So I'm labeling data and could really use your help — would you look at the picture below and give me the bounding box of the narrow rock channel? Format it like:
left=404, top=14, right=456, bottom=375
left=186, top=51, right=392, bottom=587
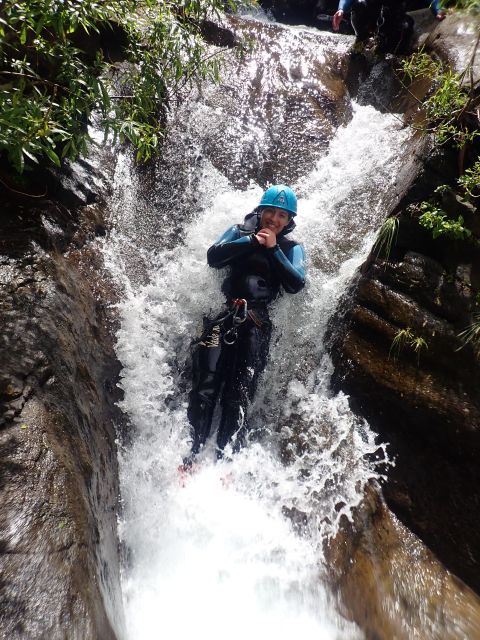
left=1, top=7, right=479, bottom=640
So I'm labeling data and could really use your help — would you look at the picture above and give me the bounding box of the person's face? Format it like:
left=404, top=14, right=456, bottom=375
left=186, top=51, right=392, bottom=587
left=260, top=207, right=290, bottom=236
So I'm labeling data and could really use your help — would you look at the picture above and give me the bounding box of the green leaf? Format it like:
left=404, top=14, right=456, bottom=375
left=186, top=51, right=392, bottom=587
left=14, top=146, right=25, bottom=173
left=35, top=15, right=47, bottom=35
left=22, top=147, right=39, bottom=163
left=0, top=0, right=243, bottom=174
left=44, top=146, right=61, bottom=167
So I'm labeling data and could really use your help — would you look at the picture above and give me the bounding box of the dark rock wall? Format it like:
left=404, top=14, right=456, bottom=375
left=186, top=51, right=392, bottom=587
left=328, top=484, right=480, bottom=640
left=0, top=183, right=124, bottom=638
left=330, top=144, right=480, bottom=592
left=330, top=15, right=480, bottom=595
left=0, top=9, right=477, bottom=637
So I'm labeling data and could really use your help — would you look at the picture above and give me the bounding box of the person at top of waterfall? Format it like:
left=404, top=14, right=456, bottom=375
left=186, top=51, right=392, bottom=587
left=332, top=0, right=446, bottom=52
left=185, top=185, right=305, bottom=464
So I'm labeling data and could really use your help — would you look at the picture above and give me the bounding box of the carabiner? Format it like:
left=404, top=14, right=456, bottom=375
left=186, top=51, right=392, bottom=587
left=223, top=298, right=248, bottom=344
left=377, top=9, right=385, bottom=29
left=231, top=298, right=248, bottom=324
left=223, top=327, right=238, bottom=345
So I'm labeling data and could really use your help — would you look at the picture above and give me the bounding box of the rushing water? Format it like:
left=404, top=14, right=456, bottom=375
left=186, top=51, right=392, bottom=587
left=103, top=14, right=413, bottom=640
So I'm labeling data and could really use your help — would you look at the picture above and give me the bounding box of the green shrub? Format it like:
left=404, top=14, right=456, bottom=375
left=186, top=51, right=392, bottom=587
left=390, top=327, right=428, bottom=363
left=0, top=0, right=241, bottom=173
left=457, top=313, right=480, bottom=354
left=458, top=158, right=480, bottom=200
left=417, top=201, right=472, bottom=240
left=400, top=51, right=479, bottom=148
left=451, top=0, right=480, bottom=12
left=401, top=51, right=439, bottom=84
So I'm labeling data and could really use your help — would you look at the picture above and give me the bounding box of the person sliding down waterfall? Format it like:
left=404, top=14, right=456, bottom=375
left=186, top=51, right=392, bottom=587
left=185, top=185, right=305, bottom=465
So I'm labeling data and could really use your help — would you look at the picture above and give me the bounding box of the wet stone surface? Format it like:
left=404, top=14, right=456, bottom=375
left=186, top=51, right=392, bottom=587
left=177, top=15, right=353, bottom=190
left=327, top=483, right=480, bottom=640
left=330, top=139, right=480, bottom=593
left=330, top=13, right=480, bottom=598
left=0, top=181, right=124, bottom=639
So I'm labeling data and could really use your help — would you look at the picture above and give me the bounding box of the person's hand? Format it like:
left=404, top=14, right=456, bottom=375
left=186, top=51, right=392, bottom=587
left=332, top=10, right=344, bottom=32
left=435, top=10, right=446, bottom=19
left=255, top=228, right=277, bottom=248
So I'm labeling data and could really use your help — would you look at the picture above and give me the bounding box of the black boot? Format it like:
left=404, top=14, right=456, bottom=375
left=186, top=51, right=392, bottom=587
left=216, top=401, right=247, bottom=458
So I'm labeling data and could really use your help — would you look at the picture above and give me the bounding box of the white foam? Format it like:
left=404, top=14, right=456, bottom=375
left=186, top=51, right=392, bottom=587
left=103, top=27, right=413, bottom=640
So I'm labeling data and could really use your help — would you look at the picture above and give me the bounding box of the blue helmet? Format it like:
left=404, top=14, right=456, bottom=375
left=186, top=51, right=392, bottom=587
left=258, top=184, right=297, bottom=217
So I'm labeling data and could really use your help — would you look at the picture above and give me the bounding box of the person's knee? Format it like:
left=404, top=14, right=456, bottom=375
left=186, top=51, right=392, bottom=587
left=187, top=387, right=217, bottom=427
left=351, top=0, right=368, bottom=14
left=190, top=370, right=219, bottom=399
left=376, top=10, right=413, bottom=53
left=351, top=0, right=380, bottom=37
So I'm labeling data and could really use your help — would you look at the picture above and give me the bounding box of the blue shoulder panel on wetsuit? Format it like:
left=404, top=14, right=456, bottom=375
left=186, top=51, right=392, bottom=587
left=269, top=243, right=306, bottom=294
left=215, top=225, right=245, bottom=245
left=214, top=225, right=238, bottom=244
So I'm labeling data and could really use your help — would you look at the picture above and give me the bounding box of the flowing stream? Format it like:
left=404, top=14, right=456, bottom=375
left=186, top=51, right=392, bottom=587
left=102, top=13, right=414, bottom=640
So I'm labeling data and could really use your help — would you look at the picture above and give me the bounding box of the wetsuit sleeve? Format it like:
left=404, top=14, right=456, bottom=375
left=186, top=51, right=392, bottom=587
left=338, top=0, right=353, bottom=12
left=207, top=225, right=258, bottom=268
left=267, top=243, right=306, bottom=294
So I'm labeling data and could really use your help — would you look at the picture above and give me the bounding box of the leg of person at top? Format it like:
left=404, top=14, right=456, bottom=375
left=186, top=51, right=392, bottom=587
left=187, top=319, right=226, bottom=458
left=216, top=312, right=272, bottom=456
left=350, top=0, right=379, bottom=40
left=375, top=0, right=412, bottom=54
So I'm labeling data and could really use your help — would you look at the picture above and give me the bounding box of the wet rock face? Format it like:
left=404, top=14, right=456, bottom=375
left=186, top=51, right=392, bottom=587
left=0, top=191, right=124, bottom=638
left=258, top=0, right=334, bottom=26
left=182, top=15, right=353, bottom=190
left=421, top=13, right=480, bottom=85
left=330, top=14, right=480, bottom=595
left=328, top=484, right=480, bottom=640
left=330, top=153, right=480, bottom=592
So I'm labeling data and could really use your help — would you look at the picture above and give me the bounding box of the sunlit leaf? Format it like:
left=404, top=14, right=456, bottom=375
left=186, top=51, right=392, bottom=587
left=0, top=0, right=246, bottom=172
left=44, top=146, right=61, bottom=166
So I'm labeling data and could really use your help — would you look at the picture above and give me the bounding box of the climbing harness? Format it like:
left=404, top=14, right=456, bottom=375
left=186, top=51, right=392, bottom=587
left=247, top=309, right=264, bottom=329
left=194, top=298, right=249, bottom=347
left=223, top=298, right=248, bottom=345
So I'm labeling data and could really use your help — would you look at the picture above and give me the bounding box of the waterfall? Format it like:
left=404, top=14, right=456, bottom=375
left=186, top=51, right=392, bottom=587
left=102, top=14, right=413, bottom=640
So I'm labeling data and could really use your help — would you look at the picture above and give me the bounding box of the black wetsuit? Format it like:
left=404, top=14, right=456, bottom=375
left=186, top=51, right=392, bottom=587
left=187, top=211, right=306, bottom=458
left=346, top=0, right=414, bottom=52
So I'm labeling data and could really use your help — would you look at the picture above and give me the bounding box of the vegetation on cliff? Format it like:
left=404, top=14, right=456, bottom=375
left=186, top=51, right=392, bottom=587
left=401, top=49, right=479, bottom=150
left=0, top=0, right=239, bottom=176
left=390, top=38, right=480, bottom=242
left=451, top=0, right=480, bottom=11
left=370, top=24, right=480, bottom=355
